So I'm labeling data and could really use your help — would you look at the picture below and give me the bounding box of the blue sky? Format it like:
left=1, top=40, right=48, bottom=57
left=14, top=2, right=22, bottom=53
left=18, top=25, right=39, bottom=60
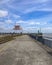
left=0, top=0, right=52, bottom=33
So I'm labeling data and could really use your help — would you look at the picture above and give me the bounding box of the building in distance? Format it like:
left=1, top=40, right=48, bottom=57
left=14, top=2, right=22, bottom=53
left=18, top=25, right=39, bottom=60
left=13, top=25, right=22, bottom=30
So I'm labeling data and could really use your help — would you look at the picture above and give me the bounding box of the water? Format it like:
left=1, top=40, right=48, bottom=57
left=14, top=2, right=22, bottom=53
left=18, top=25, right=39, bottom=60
left=43, top=33, right=52, bottom=39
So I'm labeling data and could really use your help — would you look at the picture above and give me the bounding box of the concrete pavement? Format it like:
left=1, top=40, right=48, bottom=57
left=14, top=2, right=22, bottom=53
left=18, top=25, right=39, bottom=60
left=0, top=35, right=52, bottom=65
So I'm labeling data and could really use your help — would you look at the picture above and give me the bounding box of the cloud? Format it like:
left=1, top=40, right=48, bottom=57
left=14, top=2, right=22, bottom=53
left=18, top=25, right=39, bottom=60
left=16, top=20, right=24, bottom=24
left=29, top=21, right=40, bottom=25
left=0, top=22, right=5, bottom=30
left=0, top=10, right=8, bottom=17
left=23, top=7, right=52, bottom=14
left=5, top=0, right=52, bottom=14
left=16, top=20, right=28, bottom=24
left=16, top=19, right=48, bottom=26
left=16, top=20, right=41, bottom=25
left=26, top=14, right=52, bottom=26
left=0, top=22, right=4, bottom=25
left=5, top=19, right=13, bottom=24
left=24, top=26, right=52, bottom=33
left=0, top=0, right=10, bottom=4
left=0, top=0, right=52, bottom=33
left=23, top=26, right=39, bottom=33
left=13, top=14, right=20, bottom=18
left=25, top=27, right=38, bottom=30
left=41, top=27, right=52, bottom=33
left=0, top=19, right=14, bottom=30
left=26, top=19, right=47, bottom=26
left=43, top=27, right=52, bottom=30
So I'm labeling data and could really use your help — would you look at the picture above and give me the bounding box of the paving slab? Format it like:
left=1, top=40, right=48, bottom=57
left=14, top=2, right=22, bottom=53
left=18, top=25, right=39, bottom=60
left=0, top=35, right=52, bottom=65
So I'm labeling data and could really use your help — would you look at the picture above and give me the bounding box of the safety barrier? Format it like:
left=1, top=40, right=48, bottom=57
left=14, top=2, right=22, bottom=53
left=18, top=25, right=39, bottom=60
left=29, top=34, right=52, bottom=48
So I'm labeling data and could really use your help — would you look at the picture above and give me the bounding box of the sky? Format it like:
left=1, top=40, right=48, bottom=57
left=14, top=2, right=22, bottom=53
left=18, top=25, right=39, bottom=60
left=0, top=0, right=52, bottom=33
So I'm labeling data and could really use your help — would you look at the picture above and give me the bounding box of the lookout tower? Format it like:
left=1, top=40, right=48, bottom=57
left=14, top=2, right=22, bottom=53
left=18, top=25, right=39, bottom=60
left=13, top=25, right=22, bottom=30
